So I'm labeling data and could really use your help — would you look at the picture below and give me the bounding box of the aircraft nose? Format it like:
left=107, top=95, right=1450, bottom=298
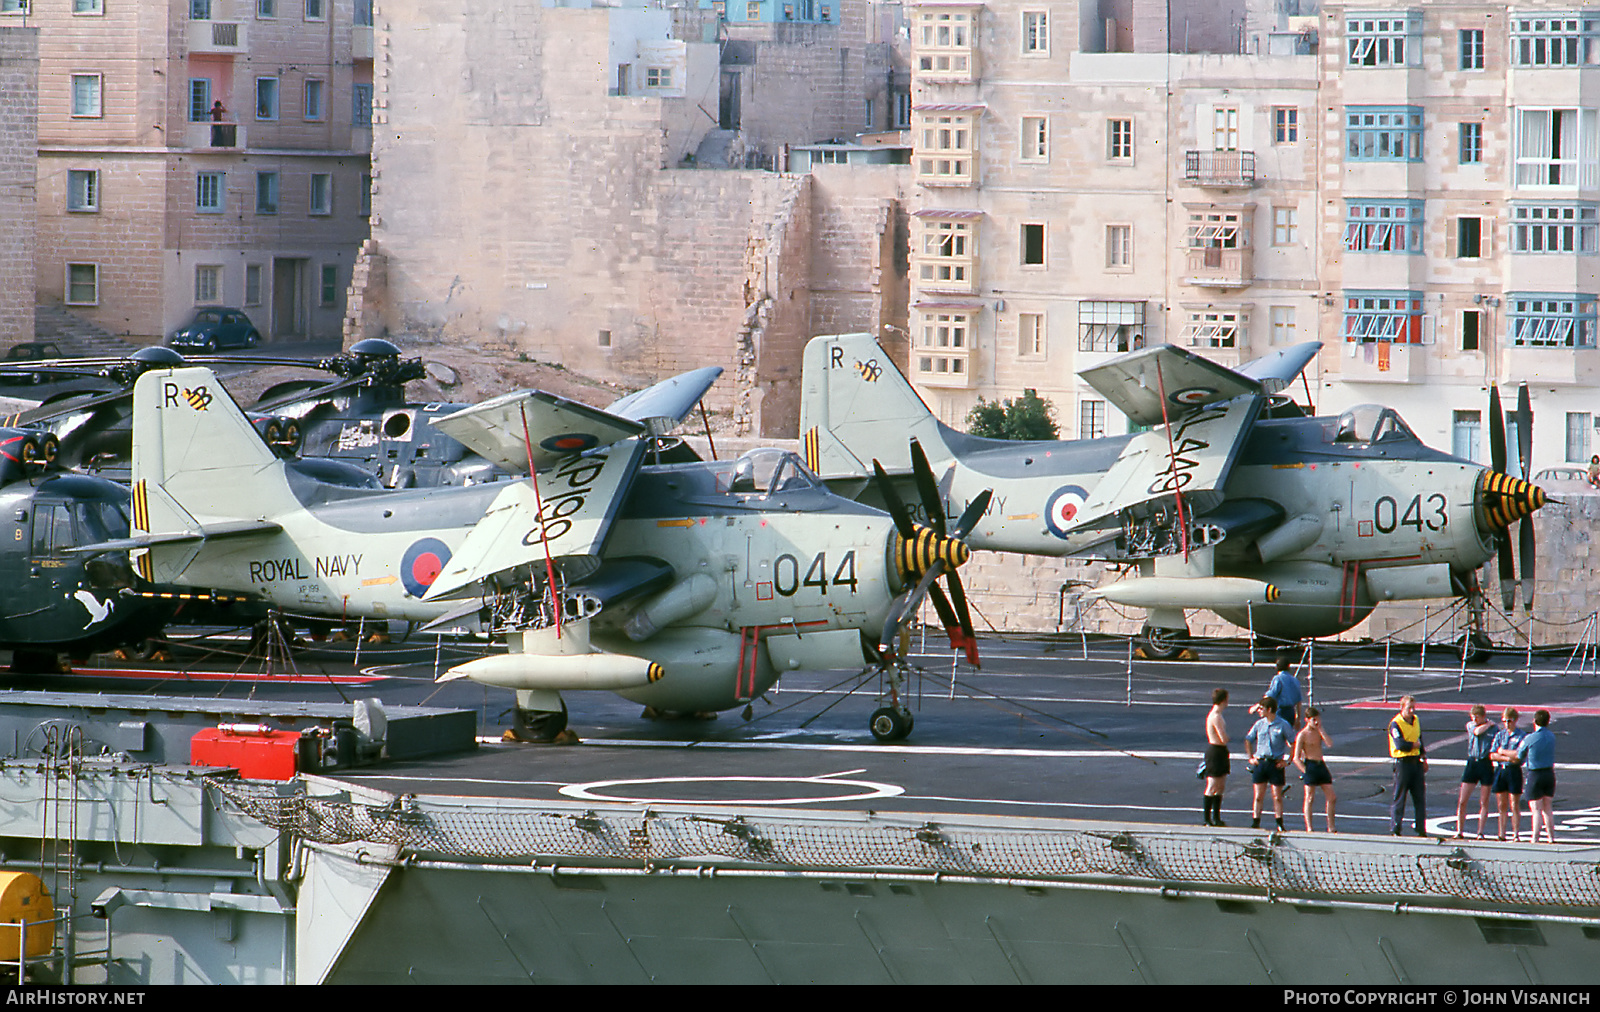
left=1477, top=470, right=1549, bottom=529
left=893, top=526, right=971, bottom=582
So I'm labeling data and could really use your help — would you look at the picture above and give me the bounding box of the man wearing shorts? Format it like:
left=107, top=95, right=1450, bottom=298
left=1489, top=708, right=1528, bottom=841
left=1455, top=704, right=1497, bottom=839
left=1203, top=688, right=1230, bottom=827
left=1246, top=697, right=1293, bottom=831
left=1518, top=710, right=1557, bottom=844
left=1292, top=706, right=1336, bottom=832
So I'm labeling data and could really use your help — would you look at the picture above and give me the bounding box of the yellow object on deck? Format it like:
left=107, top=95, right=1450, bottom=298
left=0, top=872, right=54, bottom=961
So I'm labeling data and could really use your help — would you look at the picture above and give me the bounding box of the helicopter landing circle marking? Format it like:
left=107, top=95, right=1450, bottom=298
left=558, top=769, right=904, bottom=806
left=400, top=537, right=451, bottom=598
left=1044, top=485, right=1089, bottom=539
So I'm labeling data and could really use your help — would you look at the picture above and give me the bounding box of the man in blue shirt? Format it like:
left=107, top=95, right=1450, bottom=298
left=1251, top=657, right=1304, bottom=729
left=1489, top=707, right=1528, bottom=841
left=1246, top=696, right=1293, bottom=831
left=1518, top=709, right=1557, bottom=844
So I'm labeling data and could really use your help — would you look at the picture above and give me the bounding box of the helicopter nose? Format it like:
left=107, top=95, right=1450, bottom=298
left=893, top=526, right=971, bottom=582
left=1477, top=470, right=1549, bottom=529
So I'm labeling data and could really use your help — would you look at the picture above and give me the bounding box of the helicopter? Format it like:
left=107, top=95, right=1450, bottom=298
left=95, top=360, right=985, bottom=741
left=798, top=333, right=1548, bottom=658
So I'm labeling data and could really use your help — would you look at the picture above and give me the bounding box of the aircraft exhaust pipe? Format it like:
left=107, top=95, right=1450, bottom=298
left=1087, top=576, right=1280, bottom=610
left=623, top=573, right=718, bottom=642
left=439, top=651, right=665, bottom=691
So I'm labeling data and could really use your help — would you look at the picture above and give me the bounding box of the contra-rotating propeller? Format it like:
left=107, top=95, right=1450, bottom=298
left=871, top=439, right=991, bottom=666
left=1484, top=383, right=1546, bottom=611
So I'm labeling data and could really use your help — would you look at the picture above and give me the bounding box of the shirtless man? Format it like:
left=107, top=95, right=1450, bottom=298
left=1203, top=688, right=1230, bottom=827
left=1292, top=707, right=1337, bottom=832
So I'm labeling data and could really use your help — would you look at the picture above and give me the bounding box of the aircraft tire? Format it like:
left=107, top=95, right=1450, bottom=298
left=1138, top=624, right=1188, bottom=660
left=1456, top=631, right=1492, bottom=665
left=869, top=706, right=912, bottom=742
left=513, top=702, right=570, bottom=743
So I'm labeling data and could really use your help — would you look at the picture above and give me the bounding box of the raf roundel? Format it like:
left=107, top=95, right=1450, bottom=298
left=400, top=538, right=452, bottom=598
left=1170, top=386, right=1216, bottom=407
left=539, top=432, right=599, bottom=455
left=1044, top=485, right=1090, bottom=539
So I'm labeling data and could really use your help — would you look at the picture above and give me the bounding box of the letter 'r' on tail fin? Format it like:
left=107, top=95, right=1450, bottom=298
left=799, top=333, right=953, bottom=478
left=131, top=366, right=293, bottom=530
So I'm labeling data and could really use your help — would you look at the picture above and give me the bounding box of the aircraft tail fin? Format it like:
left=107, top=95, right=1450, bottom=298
left=131, top=366, right=295, bottom=580
left=799, top=333, right=953, bottom=477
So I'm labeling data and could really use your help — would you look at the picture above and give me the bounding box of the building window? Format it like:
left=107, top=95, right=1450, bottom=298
left=645, top=67, right=673, bottom=88
left=1022, top=11, right=1047, bottom=54
left=915, top=310, right=972, bottom=381
left=309, top=173, right=331, bottom=215
left=257, top=0, right=275, bottom=17
left=304, top=80, right=324, bottom=121
left=245, top=264, right=263, bottom=306
left=1454, top=411, right=1482, bottom=462
left=1344, top=291, right=1425, bottom=343
left=1080, top=399, right=1106, bottom=440
left=196, top=171, right=224, bottom=212
left=1107, top=118, right=1133, bottom=161
left=782, top=4, right=793, bottom=20
left=256, top=77, right=279, bottom=121
left=1344, top=199, right=1424, bottom=253
left=320, top=265, right=338, bottom=307
left=73, top=0, right=103, bottom=15
left=1105, top=224, right=1132, bottom=269
left=1507, top=294, right=1598, bottom=348
left=745, top=1, right=759, bottom=19
left=1018, top=312, right=1044, bottom=358
left=1078, top=301, right=1144, bottom=353
left=66, top=170, right=98, bottom=212
left=1461, top=309, right=1484, bottom=352
left=915, top=9, right=974, bottom=77
left=894, top=92, right=911, bottom=129
left=1270, top=306, right=1296, bottom=345
left=352, top=84, right=373, bottom=128
left=1272, top=206, right=1299, bottom=246
left=1454, top=217, right=1485, bottom=259
left=65, top=264, right=98, bottom=306
left=1187, top=209, right=1245, bottom=255
left=70, top=74, right=102, bottom=118
left=304, top=0, right=323, bottom=20
left=915, top=111, right=976, bottom=185
left=1185, top=308, right=1245, bottom=349
left=195, top=265, right=221, bottom=304
left=1346, top=13, right=1419, bottom=67
left=1514, top=108, right=1599, bottom=188
left=256, top=171, right=278, bottom=214
left=1212, top=107, right=1239, bottom=151
left=1020, top=116, right=1047, bottom=162
left=360, top=173, right=372, bottom=217
left=0, top=0, right=31, bottom=13
left=1347, top=106, right=1423, bottom=161
left=819, top=5, right=829, bottom=22
left=1511, top=203, right=1599, bottom=253
left=914, top=217, right=975, bottom=289
left=1566, top=413, right=1594, bottom=463
left=189, top=0, right=210, bottom=18
left=188, top=79, right=213, bottom=123
left=1511, top=15, right=1599, bottom=68
left=354, top=0, right=372, bottom=26
left=1460, top=28, right=1485, bottom=70
left=1021, top=223, right=1045, bottom=266
left=1273, top=107, right=1298, bottom=144
left=1459, top=122, right=1482, bottom=164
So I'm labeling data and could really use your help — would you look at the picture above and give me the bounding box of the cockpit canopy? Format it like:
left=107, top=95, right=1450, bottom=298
left=717, top=448, right=820, bottom=497
left=1333, top=404, right=1418, bottom=446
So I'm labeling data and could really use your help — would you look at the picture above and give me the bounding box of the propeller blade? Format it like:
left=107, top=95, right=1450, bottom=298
left=1488, top=386, right=1507, bottom=476
left=909, top=439, right=946, bottom=535
left=1496, top=529, right=1516, bottom=612
left=871, top=460, right=919, bottom=541
left=878, top=561, right=945, bottom=656
left=1516, top=384, right=1533, bottom=479
left=1519, top=517, right=1537, bottom=610
left=942, top=571, right=981, bottom=667
left=952, top=489, right=992, bottom=540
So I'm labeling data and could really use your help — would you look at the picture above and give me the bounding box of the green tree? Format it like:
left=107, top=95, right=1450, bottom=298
left=964, top=388, right=1059, bottom=440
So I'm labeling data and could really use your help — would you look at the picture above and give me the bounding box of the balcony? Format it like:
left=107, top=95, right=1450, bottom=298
left=187, top=19, right=248, bottom=55
left=184, top=121, right=245, bottom=150
left=1501, top=346, right=1600, bottom=387
left=1183, top=150, right=1256, bottom=188
left=1183, top=246, right=1253, bottom=288
left=1342, top=341, right=1429, bottom=383
left=352, top=25, right=373, bottom=60
left=912, top=346, right=973, bottom=388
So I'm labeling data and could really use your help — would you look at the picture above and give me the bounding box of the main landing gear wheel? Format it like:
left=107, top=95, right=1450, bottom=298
left=510, top=702, right=569, bottom=743
left=1138, top=624, right=1188, bottom=660
left=1456, top=631, right=1492, bottom=665
left=869, top=707, right=914, bottom=742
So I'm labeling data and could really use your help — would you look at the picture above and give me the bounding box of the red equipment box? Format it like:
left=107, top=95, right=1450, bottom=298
left=191, top=725, right=303, bottom=780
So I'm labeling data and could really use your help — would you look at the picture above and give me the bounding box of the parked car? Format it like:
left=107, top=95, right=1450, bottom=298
left=0, top=341, right=70, bottom=385
left=168, top=309, right=262, bottom=352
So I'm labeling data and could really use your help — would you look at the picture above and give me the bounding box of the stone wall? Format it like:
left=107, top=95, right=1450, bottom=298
left=0, top=28, right=37, bottom=350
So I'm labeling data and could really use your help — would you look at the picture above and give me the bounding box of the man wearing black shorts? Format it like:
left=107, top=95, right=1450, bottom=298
left=1246, top=697, right=1292, bottom=831
left=1203, top=688, right=1230, bottom=827
left=1455, top=704, right=1496, bottom=839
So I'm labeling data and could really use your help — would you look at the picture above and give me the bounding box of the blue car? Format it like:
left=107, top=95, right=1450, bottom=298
left=169, top=308, right=262, bottom=352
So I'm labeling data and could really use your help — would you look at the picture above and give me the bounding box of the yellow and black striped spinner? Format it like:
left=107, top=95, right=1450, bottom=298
left=647, top=662, right=665, bottom=684
left=1264, top=584, right=1281, bottom=603
left=893, top=526, right=970, bottom=583
left=1477, top=471, right=1547, bottom=530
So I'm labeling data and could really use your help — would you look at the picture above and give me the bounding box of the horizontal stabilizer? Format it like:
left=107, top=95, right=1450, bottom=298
left=1080, top=344, right=1262, bottom=427
left=431, top=389, right=646, bottom=474
left=425, top=438, right=646, bottom=601
left=604, top=367, right=723, bottom=436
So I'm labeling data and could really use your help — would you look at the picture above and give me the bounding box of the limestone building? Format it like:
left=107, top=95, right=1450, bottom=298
left=0, top=27, right=38, bottom=349
left=11, top=0, right=372, bottom=343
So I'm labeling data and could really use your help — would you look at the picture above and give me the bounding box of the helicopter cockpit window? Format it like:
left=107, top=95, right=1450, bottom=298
left=31, top=504, right=74, bottom=556
left=1333, top=404, right=1417, bottom=445
left=74, top=500, right=129, bottom=543
left=717, top=449, right=819, bottom=497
